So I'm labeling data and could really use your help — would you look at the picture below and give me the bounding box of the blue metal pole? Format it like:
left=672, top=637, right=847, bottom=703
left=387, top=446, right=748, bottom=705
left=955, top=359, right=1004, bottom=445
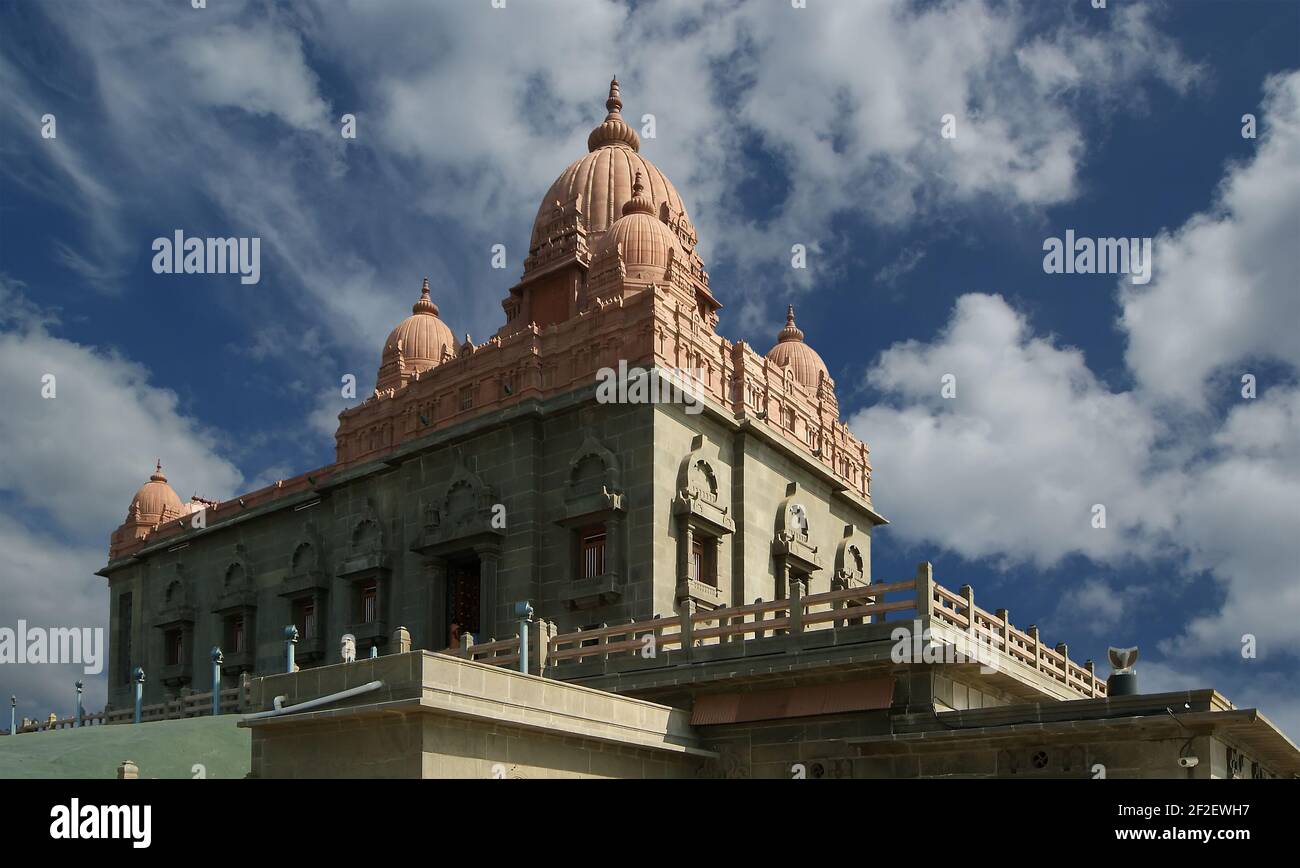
left=514, top=601, right=534, bottom=674
left=284, top=625, right=298, bottom=673
left=211, top=647, right=223, bottom=716
left=75, top=681, right=83, bottom=727
left=132, top=667, right=145, bottom=724
left=9, top=695, right=14, bottom=735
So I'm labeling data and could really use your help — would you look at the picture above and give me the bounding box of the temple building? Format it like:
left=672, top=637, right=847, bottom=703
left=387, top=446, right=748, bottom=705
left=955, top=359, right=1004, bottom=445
left=95, top=80, right=1299, bottom=779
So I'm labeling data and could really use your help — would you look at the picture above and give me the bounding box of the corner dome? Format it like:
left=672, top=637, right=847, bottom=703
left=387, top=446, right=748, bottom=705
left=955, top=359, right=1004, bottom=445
left=766, top=306, right=831, bottom=389
left=128, top=461, right=186, bottom=522
left=530, top=78, right=694, bottom=256
left=378, top=278, right=456, bottom=391
left=593, top=171, right=682, bottom=278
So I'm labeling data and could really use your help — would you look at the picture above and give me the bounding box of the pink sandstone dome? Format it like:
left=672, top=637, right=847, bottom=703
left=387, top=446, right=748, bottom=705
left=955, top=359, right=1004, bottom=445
left=766, top=306, right=831, bottom=389
left=378, top=278, right=456, bottom=391
left=127, top=461, right=186, bottom=522
left=530, top=77, right=695, bottom=255
left=592, top=171, right=683, bottom=279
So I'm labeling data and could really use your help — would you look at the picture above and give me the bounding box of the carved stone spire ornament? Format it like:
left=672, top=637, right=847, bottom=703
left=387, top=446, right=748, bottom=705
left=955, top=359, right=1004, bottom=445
left=587, top=76, right=641, bottom=152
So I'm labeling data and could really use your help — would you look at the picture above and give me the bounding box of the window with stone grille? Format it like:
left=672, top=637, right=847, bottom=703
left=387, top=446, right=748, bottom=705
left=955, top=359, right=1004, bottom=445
left=578, top=524, right=606, bottom=579
left=459, top=385, right=475, bottom=411
left=360, top=580, right=378, bottom=623
left=691, top=537, right=718, bottom=587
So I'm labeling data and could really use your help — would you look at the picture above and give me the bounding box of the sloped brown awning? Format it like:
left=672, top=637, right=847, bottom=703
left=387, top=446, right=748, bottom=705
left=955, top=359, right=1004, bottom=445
left=691, top=678, right=894, bottom=725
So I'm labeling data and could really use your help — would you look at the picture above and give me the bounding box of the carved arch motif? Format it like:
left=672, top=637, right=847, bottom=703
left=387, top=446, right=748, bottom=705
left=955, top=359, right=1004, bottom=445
left=775, top=484, right=811, bottom=542
left=346, top=500, right=389, bottom=557
left=565, top=434, right=621, bottom=499
left=223, top=543, right=253, bottom=589
left=423, top=452, right=496, bottom=531
left=834, top=524, right=866, bottom=587
left=289, top=521, right=324, bottom=576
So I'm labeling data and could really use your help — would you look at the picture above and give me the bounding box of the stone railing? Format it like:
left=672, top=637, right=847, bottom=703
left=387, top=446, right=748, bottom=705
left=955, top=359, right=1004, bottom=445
left=417, top=567, right=1107, bottom=701
left=10, top=679, right=253, bottom=733
left=542, top=564, right=1108, bottom=699
left=927, top=580, right=1104, bottom=697
left=11, top=567, right=1103, bottom=737
left=447, top=632, right=523, bottom=670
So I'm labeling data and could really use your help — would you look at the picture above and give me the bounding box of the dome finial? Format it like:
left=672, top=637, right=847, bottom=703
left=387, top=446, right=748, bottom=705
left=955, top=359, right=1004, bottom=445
left=621, top=169, right=656, bottom=217
left=607, top=76, right=623, bottom=115
left=778, top=305, right=804, bottom=343
left=413, top=277, right=440, bottom=317
left=588, top=76, right=640, bottom=152
left=151, top=460, right=166, bottom=483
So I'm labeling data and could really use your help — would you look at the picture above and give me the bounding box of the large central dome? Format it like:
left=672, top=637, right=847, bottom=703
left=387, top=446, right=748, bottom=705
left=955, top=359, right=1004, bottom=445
left=529, top=78, right=694, bottom=254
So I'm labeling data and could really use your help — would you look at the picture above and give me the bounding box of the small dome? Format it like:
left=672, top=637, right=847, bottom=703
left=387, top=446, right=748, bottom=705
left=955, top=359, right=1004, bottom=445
left=378, top=278, right=456, bottom=391
left=594, top=171, right=682, bottom=278
left=530, top=78, right=694, bottom=255
left=128, top=461, right=186, bottom=522
left=766, top=306, right=831, bottom=389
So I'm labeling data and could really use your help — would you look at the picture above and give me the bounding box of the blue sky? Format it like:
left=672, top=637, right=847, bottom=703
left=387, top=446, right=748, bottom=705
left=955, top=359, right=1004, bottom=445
left=1, top=0, right=1297, bottom=734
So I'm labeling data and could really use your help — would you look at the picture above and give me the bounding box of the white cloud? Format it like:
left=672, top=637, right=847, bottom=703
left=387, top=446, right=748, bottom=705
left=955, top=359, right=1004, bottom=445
left=180, top=24, right=330, bottom=131
left=2, top=0, right=1204, bottom=383
left=854, top=292, right=1178, bottom=568
left=0, top=515, right=109, bottom=726
left=1051, top=578, right=1152, bottom=638
left=1162, top=387, right=1300, bottom=659
left=848, top=73, right=1300, bottom=708
left=1120, top=71, right=1300, bottom=408
left=851, top=292, right=1299, bottom=662
left=710, top=0, right=1201, bottom=292
left=0, top=279, right=244, bottom=535
left=0, top=278, right=243, bottom=720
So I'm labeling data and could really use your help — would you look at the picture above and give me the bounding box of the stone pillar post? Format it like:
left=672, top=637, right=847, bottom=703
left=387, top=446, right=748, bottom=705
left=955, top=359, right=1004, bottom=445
left=960, top=585, right=975, bottom=638
left=774, top=560, right=790, bottom=636
left=788, top=575, right=804, bottom=635
left=680, top=522, right=694, bottom=584
left=529, top=619, right=554, bottom=676
left=424, top=558, right=447, bottom=649
left=607, top=511, right=624, bottom=580
left=476, top=548, right=500, bottom=646
left=914, top=562, right=935, bottom=620
left=679, top=599, right=697, bottom=660
left=392, top=626, right=411, bottom=655
left=996, top=608, right=1011, bottom=655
